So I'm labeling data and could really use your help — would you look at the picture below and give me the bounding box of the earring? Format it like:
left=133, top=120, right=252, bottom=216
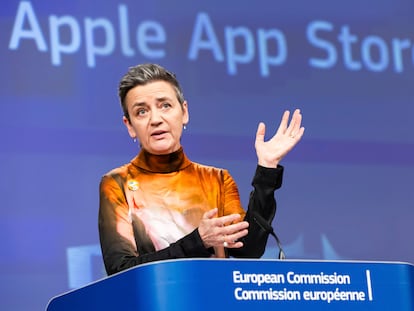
left=133, top=138, right=137, bottom=143
left=183, top=124, right=187, bottom=130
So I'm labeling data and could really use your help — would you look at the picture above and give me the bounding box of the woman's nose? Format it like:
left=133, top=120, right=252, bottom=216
left=150, top=109, right=163, bottom=124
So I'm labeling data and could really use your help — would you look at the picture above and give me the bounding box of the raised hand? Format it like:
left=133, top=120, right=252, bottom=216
left=255, top=109, right=304, bottom=168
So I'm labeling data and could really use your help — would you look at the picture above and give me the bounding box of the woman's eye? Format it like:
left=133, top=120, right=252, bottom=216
left=137, top=108, right=147, bottom=116
left=162, top=102, right=171, bottom=109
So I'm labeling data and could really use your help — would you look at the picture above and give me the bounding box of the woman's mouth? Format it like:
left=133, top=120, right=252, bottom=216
left=151, top=130, right=167, bottom=139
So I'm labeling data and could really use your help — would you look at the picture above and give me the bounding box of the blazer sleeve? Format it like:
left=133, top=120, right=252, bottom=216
left=229, top=165, right=283, bottom=258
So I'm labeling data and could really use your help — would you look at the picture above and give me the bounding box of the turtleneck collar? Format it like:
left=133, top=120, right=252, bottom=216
left=131, top=147, right=192, bottom=173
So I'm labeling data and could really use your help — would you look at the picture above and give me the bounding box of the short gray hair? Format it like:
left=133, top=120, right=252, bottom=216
left=118, top=63, right=185, bottom=121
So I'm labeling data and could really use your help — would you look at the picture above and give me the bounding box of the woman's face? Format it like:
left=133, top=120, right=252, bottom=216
left=123, top=80, right=189, bottom=155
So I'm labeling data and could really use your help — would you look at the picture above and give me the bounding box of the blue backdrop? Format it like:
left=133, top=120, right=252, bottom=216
left=1, top=1, right=414, bottom=310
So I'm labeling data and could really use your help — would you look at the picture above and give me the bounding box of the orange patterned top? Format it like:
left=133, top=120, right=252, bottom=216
left=99, top=147, right=283, bottom=275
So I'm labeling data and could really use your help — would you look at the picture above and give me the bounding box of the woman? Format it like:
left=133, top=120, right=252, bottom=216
left=99, top=63, right=304, bottom=275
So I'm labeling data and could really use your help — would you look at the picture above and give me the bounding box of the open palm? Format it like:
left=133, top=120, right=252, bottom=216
left=255, top=109, right=305, bottom=168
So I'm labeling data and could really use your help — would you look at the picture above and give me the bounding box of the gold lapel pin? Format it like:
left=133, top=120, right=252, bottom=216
left=127, top=180, right=139, bottom=191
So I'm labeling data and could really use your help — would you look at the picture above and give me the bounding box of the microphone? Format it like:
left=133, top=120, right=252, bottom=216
left=252, top=211, right=286, bottom=260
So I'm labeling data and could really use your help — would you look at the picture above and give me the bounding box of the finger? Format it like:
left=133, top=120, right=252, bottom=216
left=217, top=213, right=242, bottom=226
left=221, top=220, right=249, bottom=234
left=286, top=109, right=304, bottom=139
left=224, top=241, right=244, bottom=248
left=223, top=229, right=249, bottom=248
left=290, top=110, right=305, bottom=139
left=227, top=228, right=249, bottom=241
left=291, top=109, right=302, bottom=131
left=286, top=109, right=300, bottom=133
left=203, top=208, right=218, bottom=220
left=276, top=110, right=290, bottom=135
left=297, top=126, right=305, bottom=139
left=255, top=122, right=265, bottom=145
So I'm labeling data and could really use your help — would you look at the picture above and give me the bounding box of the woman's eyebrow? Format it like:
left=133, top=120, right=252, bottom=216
left=155, top=96, right=172, bottom=102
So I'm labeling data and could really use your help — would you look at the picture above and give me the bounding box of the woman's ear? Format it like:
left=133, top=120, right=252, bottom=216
left=182, top=101, right=189, bottom=125
left=123, top=116, right=136, bottom=139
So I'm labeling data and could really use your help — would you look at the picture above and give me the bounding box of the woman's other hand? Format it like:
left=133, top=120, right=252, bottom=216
left=198, top=208, right=249, bottom=249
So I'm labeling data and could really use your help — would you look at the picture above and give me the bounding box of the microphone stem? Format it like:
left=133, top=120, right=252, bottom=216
left=270, top=231, right=285, bottom=260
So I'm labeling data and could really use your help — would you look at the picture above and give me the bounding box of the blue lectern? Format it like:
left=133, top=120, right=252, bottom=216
left=47, top=259, right=414, bottom=310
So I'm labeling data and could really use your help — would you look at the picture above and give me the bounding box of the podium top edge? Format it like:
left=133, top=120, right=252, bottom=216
left=115, top=257, right=414, bottom=275
left=134, top=257, right=414, bottom=266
